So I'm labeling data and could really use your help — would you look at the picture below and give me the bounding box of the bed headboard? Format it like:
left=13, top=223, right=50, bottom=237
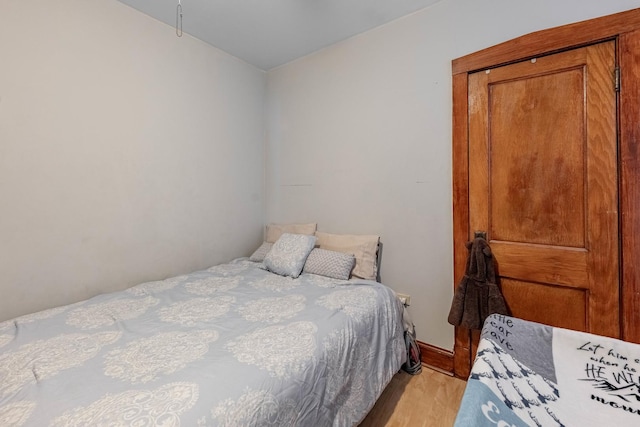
left=376, top=242, right=383, bottom=283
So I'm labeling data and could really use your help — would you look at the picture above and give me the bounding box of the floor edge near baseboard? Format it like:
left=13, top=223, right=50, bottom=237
left=417, top=340, right=455, bottom=376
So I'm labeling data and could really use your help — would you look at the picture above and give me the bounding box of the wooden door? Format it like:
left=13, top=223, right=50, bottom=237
left=468, top=41, right=619, bottom=337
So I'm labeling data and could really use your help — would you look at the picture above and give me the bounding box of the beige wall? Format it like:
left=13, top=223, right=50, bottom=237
left=265, top=0, right=640, bottom=350
left=0, top=0, right=266, bottom=321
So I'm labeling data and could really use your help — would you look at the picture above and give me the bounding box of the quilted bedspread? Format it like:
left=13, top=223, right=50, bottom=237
left=454, top=314, right=640, bottom=427
left=0, top=258, right=405, bottom=426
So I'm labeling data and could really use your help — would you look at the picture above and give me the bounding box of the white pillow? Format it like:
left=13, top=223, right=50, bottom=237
left=314, top=232, right=380, bottom=280
left=262, top=233, right=317, bottom=278
left=249, top=242, right=273, bottom=262
left=303, top=248, right=356, bottom=280
left=265, top=223, right=317, bottom=243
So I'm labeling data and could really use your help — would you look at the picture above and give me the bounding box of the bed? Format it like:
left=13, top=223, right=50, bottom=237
left=454, top=314, right=640, bottom=427
left=0, top=240, right=405, bottom=426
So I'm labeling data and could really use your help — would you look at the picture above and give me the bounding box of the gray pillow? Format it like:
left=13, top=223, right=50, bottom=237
left=262, top=233, right=317, bottom=278
left=249, top=242, right=273, bottom=262
left=303, top=248, right=356, bottom=280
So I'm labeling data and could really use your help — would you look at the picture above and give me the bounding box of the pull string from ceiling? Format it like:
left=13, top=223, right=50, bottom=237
left=176, top=0, right=183, bottom=37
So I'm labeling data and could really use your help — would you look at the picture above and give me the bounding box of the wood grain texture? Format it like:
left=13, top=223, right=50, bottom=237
left=468, top=71, right=490, bottom=237
left=584, top=41, right=619, bottom=337
left=468, top=42, right=618, bottom=338
left=452, top=7, right=640, bottom=75
left=491, top=241, right=588, bottom=287
left=491, top=241, right=589, bottom=287
left=452, top=73, right=470, bottom=288
left=418, top=340, right=454, bottom=375
left=452, top=9, right=640, bottom=377
left=452, top=327, right=471, bottom=380
left=619, top=30, right=640, bottom=344
left=359, top=369, right=467, bottom=427
left=500, top=278, right=587, bottom=331
left=489, top=68, right=585, bottom=247
left=451, top=72, right=473, bottom=379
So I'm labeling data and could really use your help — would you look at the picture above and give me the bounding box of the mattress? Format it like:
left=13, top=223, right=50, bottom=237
left=0, top=258, right=405, bottom=426
left=454, top=314, right=640, bottom=427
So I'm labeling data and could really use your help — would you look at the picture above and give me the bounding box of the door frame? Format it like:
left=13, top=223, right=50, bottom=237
left=452, top=7, right=640, bottom=379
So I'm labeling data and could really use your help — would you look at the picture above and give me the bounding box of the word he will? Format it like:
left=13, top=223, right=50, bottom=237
left=579, top=341, right=639, bottom=384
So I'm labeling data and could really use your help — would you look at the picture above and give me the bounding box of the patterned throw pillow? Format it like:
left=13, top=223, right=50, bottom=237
left=262, top=233, right=317, bottom=278
left=249, top=242, right=273, bottom=262
left=303, top=249, right=356, bottom=280
left=314, top=232, right=380, bottom=280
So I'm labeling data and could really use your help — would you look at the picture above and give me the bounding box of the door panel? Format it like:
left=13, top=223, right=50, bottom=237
left=490, top=69, right=585, bottom=247
left=490, top=241, right=587, bottom=287
left=468, top=41, right=619, bottom=338
left=501, top=279, right=587, bottom=331
left=500, top=278, right=587, bottom=331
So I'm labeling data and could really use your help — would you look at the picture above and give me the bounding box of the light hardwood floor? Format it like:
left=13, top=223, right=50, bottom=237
left=360, top=367, right=467, bottom=427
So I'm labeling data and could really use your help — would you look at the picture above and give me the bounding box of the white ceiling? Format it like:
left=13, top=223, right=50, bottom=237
left=117, top=0, right=443, bottom=70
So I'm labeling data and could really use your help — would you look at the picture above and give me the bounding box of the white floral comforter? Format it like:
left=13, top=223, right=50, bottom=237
left=0, top=258, right=405, bottom=426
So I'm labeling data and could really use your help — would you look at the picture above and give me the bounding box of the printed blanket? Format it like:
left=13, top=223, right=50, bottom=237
left=454, top=314, right=640, bottom=427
